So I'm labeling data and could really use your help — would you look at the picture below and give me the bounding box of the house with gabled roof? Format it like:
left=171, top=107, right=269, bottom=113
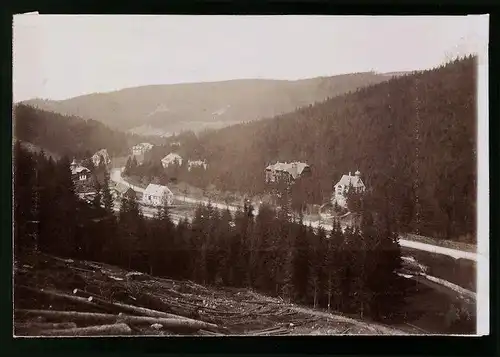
left=143, top=183, right=174, bottom=207
left=70, top=159, right=91, bottom=182
left=161, top=153, right=183, bottom=168
left=265, top=161, right=311, bottom=184
left=113, top=182, right=137, bottom=201
left=70, top=159, right=97, bottom=199
left=332, top=170, right=366, bottom=209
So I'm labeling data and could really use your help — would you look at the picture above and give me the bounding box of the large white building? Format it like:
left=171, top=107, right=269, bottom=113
left=332, top=170, right=366, bottom=209
left=161, top=153, right=183, bottom=168
left=265, top=161, right=311, bottom=183
left=132, top=142, right=154, bottom=156
left=142, top=184, right=174, bottom=207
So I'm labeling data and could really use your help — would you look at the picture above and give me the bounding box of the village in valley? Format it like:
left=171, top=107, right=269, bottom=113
left=69, top=141, right=368, bottom=231
left=12, top=15, right=485, bottom=338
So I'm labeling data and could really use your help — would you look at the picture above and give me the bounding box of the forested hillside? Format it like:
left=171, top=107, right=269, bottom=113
left=13, top=104, right=157, bottom=158
left=13, top=142, right=403, bottom=322
left=158, top=56, right=476, bottom=242
left=13, top=142, right=474, bottom=334
left=21, top=73, right=394, bottom=135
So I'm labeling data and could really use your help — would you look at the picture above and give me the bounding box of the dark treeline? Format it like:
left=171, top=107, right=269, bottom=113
left=137, top=56, right=476, bottom=243
left=13, top=104, right=160, bottom=159
left=14, top=143, right=406, bottom=321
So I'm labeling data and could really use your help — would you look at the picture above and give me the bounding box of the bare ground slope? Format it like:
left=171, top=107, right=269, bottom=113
left=14, top=253, right=410, bottom=336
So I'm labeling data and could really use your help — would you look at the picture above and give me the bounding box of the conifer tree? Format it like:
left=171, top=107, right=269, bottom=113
left=254, top=204, right=276, bottom=292
left=148, top=192, right=176, bottom=276
left=369, top=210, right=405, bottom=320
left=292, top=219, right=310, bottom=303
left=280, top=248, right=294, bottom=303
left=37, top=156, right=58, bottom=254
left=215, top=209, right=233, bottom=285
left=13, top=143, right=37, bottom=256
left=53, top=156, right=78, bottom=258
left=190, top=204, right=208, bottom=283
left=173, top=217, right=191, bottom=280
left=102, top=168, right=114, bottom=214
left=307, top=225, right=322, bottom=308
left=340, top=225, right=362, bottom=316
left=124, top=156, right=132, bottom=176
left=229, top=207, right=248, bottom=287
left=118, top=192, right=144, bottom=269
left=325, top=220, right=344, bottom=312
left=92, top=179, right=102, bottom=209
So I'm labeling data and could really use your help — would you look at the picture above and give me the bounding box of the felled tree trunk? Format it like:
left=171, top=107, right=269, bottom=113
left=16, top=309, right=225, bottom=333
left=72, top=288, right=173, bottom=318
left=15, top=322, right=78, bottom=335
left=40, top=323, right=132, bottom=336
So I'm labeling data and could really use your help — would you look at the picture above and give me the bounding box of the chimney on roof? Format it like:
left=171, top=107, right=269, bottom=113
left=355, top=170, right=361, bottom=177
left=349, top=171, right=351, bottom=176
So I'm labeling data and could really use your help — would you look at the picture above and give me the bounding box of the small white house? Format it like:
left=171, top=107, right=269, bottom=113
left=161, top=153, right=183, bottom=168
left=70, top=159, right=91, bottom=181
left=143, top=184, right=174, bottom=207
left=332, top=170, right=366, bottom=209
left=187, top=159, right=208, bottom=171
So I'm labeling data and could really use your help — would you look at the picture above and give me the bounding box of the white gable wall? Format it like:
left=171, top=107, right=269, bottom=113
left=332, top=173, right=366, bottom=209
left=143, top=184, right=174, bottom=206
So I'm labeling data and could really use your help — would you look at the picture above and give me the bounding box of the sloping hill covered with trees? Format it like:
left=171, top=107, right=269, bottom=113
left=21, top=73, right=395, bottom=135
left=13, top=104, right=158, bottom=159
left=13, top=144, right=475, bottom=335
left=163, top=56, right=476, bottom=242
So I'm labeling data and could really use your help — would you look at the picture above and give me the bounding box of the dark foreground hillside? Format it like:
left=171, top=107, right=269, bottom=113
left=14, top=253, right=409, bottom=336
left=166, top=56, right=476, bottom=243
left=14, top=252, right=475, bottom=336
left=13, top=104, right=158, bottom=159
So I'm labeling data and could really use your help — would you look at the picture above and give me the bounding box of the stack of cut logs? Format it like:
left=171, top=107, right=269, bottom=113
left=14, top=286, right=227, bottom=336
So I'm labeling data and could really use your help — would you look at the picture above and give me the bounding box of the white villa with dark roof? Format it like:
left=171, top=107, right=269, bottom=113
left=265, top=161, right=311, bottom=183
left=143, top=183, right=174, bottom=207
left=332, top=170, right=366, bottom=209
left=161, top=153, right=183, bottom=168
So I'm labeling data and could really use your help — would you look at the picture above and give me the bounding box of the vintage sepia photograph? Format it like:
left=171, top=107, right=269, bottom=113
left=12, top=14, right=489, bottom=337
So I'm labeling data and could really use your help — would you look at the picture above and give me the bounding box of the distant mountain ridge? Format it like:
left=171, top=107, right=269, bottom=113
left=21, top=73, right=399, bottom=136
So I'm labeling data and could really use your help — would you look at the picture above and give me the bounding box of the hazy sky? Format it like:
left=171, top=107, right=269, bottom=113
left=13, top=15, right=488, bottom=102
